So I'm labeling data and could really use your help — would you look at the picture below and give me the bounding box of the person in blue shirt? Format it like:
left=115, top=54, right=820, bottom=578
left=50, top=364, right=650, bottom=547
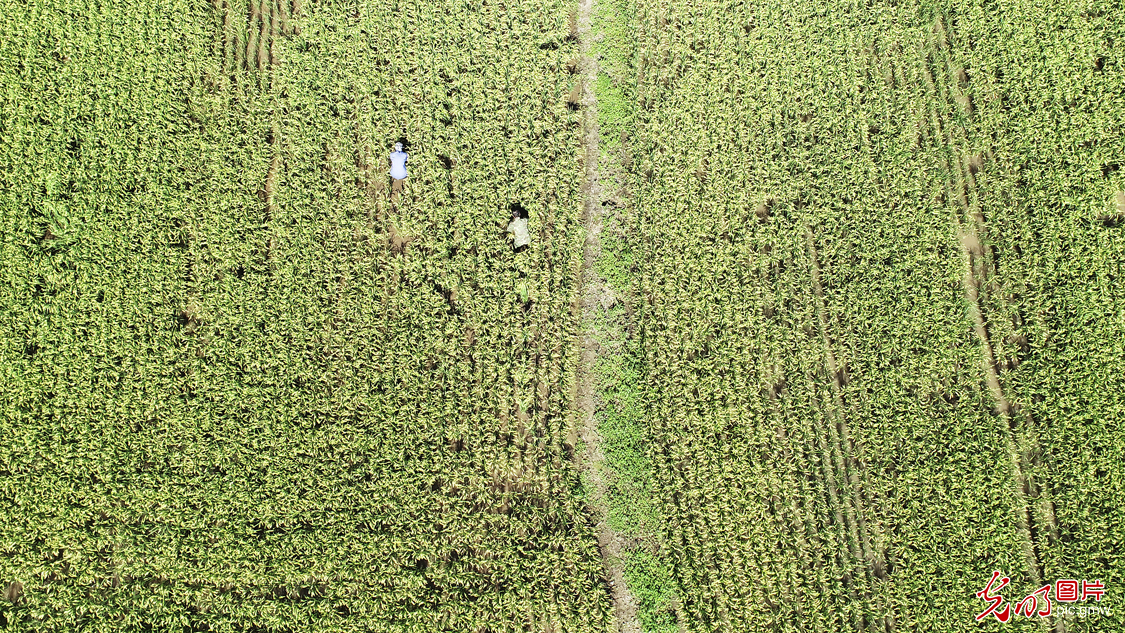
left=389, top=143, right=408, bottom=179
left=390, top=143, right=408, bottom=202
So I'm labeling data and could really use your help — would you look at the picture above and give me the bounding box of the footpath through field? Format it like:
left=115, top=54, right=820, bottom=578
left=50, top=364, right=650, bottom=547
left=572, top=0, right=646, bottom=631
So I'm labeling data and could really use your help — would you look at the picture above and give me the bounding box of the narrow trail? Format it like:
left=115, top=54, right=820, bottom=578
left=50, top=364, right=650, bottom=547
left=572, top=0, right=643, bottom=632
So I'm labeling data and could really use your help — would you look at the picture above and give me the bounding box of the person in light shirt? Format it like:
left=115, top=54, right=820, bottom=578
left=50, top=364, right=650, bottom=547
left=389, top=143, right=408, bottom=200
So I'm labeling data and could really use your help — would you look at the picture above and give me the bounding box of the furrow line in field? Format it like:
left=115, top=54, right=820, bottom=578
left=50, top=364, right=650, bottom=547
left=218, top=0, right=234, bottom=78
left=937, top=24, right=1059, bottom=586
left=777, top=392, right=854, bottom=633
left=807, top=32, right=903, bottom=606
left=245, top=0, right=260, bottom=73
left=922, top=13, right=1063, bottom=626
left=771, top=310, right=864, bottom=632
left=571, top=0, right=642, bottom=630
left=747, top=249, right=827, bottom=631
left=937, top=80, right=1064, bottom=599
left=953, top=215, right=1049, bottom=589
left=215, top=0, right=295, bottom=81
left=803, top=229, right=891, bottom=613
left=795, top=234, right=885, bottom=632
left=766, top=405, right=830, bottom=630
left=759, top=245, right=853, bottom=632
left=802, top=376, right=867, bottom=632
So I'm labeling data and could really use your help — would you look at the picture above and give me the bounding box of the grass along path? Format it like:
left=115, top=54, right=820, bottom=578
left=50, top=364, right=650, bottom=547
left=573, top=0, right=648, bottom=631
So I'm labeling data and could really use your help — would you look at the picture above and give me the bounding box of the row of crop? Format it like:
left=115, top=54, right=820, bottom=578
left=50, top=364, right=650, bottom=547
left=909, top=0, right=1057, bottom=603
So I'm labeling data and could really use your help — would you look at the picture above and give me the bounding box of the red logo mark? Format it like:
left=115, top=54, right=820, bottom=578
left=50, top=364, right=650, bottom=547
left=976, top=571, right=1012, bottom=623
left=1083, top=580, right=1105, bottom=602
left=1014, top=585, right=1053, bottom=618
left=1056, top=579, right=1080, bottom=603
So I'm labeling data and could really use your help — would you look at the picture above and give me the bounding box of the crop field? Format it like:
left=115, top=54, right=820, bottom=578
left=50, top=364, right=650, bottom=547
left=1, top=0, right=1122, bottom=632
left=1, top=0, right=611, bottom=631
left=593, top=0, right=1125, bottom=631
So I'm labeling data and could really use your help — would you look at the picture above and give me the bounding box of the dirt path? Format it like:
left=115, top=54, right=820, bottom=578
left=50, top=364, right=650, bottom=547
left=572, top=0, right=643, bottom=631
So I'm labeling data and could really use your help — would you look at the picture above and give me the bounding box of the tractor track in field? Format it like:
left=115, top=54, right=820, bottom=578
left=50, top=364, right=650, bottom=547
left=922, top=13, right=1062, bottom=631
left=216, top=0, right=299, bottom=77
left=571, top=0, right=643, bottom=631
left=803, top=228, right=892, bottom=632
